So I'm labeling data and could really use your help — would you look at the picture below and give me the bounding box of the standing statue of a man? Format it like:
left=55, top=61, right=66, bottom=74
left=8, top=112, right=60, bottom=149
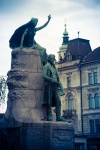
left=42, top=54, right=66, bottom=122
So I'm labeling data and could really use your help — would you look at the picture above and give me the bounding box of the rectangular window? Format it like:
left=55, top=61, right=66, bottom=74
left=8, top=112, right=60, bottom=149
left=95, top=119, right=100, bottom=133
left=93, top=72, right=98, bottom=84
left=88, top=73, right=92, bottom=84
left=89, top=95, right=94, bottom=109
left=67, top=77, right=71, bottom=88
left=90, top=119, right=94, bottom=133
left=94, top=94, right=99, bottom=108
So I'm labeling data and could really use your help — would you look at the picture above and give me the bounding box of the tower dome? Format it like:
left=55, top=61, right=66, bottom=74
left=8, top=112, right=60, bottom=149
left=58, top=23, right=69, bottom=61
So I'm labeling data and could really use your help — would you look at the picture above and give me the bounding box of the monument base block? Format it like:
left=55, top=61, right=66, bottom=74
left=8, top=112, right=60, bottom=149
left=0, top=121, right=74, bottom=150
left=20, top=122, right=74, bottom=150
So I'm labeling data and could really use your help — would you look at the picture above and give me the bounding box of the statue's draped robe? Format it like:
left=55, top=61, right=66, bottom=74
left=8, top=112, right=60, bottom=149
left=9, top=21, right=36, bottom=48
left=9, top=21, right=47, bottom=63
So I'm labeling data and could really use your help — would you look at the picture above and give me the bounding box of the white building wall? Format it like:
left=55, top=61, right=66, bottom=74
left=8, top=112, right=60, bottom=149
left=82, top=62, right=100, bottom=135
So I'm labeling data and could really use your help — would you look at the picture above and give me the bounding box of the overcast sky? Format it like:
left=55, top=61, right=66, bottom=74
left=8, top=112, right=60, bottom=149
left=0, top=0, right=100, bottom=76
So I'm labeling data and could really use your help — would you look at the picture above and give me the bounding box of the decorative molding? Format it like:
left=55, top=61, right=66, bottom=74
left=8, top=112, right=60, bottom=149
left=8, top=90, right=28, bottom=101
left=66, top=72, right=72, bottom=76
left=82, top=83, right=100, bottom=88
left=66, top=88, right=73, bottom=94
left=7, top=71, right=28, bottom=78
left=87, top=67, right=97, bottom=72
left=81, top=61, right=100, bottom=70
left=87, top=87, right=99, bottom=93
left=11, top=59, right=26, bottom=69
left=7, top=71, right=28, bottom=89
left=7, top=80, right=28, bottom=89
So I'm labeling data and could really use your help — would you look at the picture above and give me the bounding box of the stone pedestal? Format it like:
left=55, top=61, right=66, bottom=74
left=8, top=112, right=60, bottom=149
left=0, top=122, right=74, bottom=150
left=3, top=48, right=75, bottom=150
left=20, top=122, right=74, bottom=150
left=5, top=48, right=46, bottom=123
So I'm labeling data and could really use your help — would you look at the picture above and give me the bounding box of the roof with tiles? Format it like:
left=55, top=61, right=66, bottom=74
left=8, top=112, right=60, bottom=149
left=83, top=46, right=100, bottom=63
left=64, top=38, right=92, bottom=62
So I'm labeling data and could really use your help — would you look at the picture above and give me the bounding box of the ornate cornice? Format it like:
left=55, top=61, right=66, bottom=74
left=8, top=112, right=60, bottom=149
left=87, top=87, right=99, bottom=93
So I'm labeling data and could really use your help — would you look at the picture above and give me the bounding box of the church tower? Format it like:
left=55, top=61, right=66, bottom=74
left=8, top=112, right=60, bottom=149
left=58, top=23, right=69, bottom=61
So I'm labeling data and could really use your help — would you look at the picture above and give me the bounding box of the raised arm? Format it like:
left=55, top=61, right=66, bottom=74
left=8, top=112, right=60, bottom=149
left=35, top=15, right=51, bottom=32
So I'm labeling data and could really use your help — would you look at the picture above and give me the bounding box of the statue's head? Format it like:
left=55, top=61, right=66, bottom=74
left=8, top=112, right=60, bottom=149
left=30, top=18, right=38, bottom=27
left=48, top=54, right=55, bottom=64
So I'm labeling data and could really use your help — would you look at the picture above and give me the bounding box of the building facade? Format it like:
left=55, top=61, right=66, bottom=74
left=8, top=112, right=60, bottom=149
left=56, top=26, right=100, bottom=150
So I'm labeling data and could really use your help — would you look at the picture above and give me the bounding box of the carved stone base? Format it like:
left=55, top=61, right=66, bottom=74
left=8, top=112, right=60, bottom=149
left=5, top=48, right=46, bottom=123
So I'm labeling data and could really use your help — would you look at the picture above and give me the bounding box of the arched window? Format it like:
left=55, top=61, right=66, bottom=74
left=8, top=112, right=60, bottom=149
left=68, top=94, right=74, bottom=110
left=94, top=93, right=99, bottom=108
left=88, top=94, right=94, bottom=109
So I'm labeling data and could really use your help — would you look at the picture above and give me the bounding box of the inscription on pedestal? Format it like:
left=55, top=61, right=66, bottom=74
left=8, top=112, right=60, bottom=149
left=51, top=125, right=75, bottom=150
left=52, top=129, right=73, bottom=141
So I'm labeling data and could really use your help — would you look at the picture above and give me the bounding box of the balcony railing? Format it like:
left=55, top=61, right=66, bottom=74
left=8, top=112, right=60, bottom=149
left=62, top=109, right=76, bottom=118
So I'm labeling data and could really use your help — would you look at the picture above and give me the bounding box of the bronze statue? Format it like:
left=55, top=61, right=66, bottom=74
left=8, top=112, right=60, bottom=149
left=9, top=15, right=51, bottom=64
left=42, top=54, right=66, bottom=122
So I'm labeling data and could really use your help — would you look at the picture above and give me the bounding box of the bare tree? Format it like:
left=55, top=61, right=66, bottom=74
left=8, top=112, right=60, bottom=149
left=0, top=76, right=7, bottom=111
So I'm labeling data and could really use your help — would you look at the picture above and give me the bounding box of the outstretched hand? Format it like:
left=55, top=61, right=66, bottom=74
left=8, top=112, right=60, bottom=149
left=48, top=14, right=51, bottom=21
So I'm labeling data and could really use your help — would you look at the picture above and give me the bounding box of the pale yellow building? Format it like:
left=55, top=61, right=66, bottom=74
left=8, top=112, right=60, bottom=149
left=56, top=26, right=100, bottom=150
